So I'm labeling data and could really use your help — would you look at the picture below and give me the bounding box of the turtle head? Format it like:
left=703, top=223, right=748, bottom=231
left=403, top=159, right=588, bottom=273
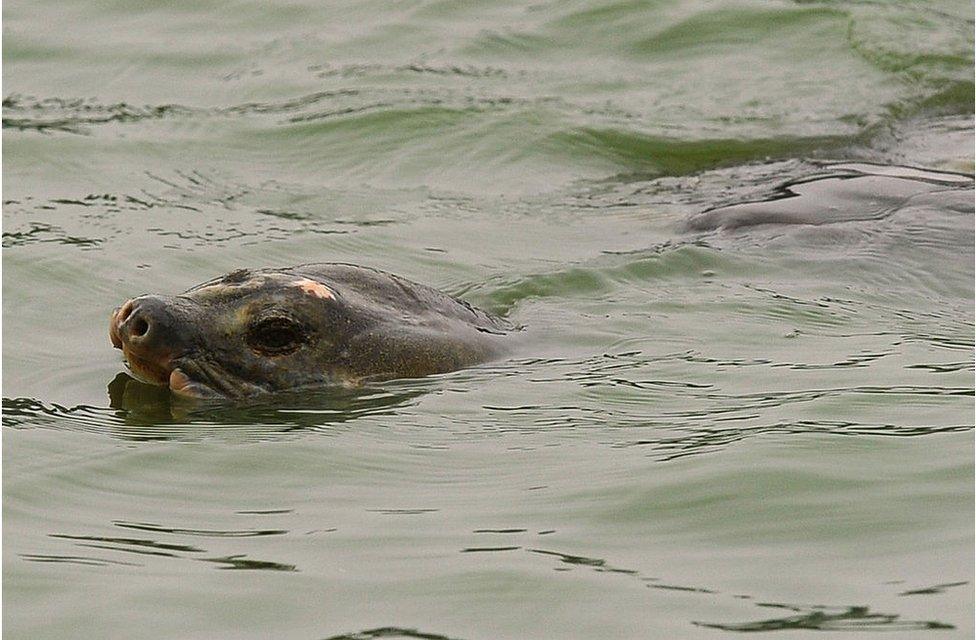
left=109, top=269, right=351, bottom=399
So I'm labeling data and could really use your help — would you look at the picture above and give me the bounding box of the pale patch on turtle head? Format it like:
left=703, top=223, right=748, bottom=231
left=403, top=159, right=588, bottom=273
left=291, top=278, right=336, bottom=300
left=187, top=269, right=261, bottom=297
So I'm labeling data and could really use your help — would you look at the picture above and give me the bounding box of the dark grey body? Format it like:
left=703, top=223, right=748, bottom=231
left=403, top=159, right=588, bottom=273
left=243, top=263, right=512, bottom=381
left=684, top=163, right=973, bottom=232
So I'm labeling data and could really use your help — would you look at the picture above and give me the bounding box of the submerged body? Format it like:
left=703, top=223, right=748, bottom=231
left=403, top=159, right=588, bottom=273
left=109, top=263, right=512, bottom=399
left=684, top=163, right=973, bottom=232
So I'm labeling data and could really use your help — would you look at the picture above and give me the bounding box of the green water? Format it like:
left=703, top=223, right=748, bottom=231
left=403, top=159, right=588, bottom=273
left=3, top=1, right=974, bottom=638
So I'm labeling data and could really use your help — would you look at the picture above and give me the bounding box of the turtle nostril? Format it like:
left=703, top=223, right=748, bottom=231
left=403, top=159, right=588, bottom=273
left=117, top=300, right=134, bottom=322
left=131, top=316, right=150, bottom=338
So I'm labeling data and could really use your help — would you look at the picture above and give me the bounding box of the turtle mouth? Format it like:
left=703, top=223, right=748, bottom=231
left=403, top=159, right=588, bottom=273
left=121, top=346, right=173, bottom=386
left=120, top=346, right=214, bottom=399
left=169, top=357, right=269, bottom=399
left=168, top=366, right=221, bottom=399
left=119, top=347, right=266, bottom=400
left=114, top=342, right=215, bottom=399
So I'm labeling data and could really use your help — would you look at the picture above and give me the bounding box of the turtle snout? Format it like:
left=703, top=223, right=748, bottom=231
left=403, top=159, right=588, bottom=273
left=110, top=296, right=180, bottom=354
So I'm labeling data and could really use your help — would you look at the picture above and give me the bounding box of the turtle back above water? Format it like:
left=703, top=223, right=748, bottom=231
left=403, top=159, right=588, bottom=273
left=109, top=264, right=513, bottom=399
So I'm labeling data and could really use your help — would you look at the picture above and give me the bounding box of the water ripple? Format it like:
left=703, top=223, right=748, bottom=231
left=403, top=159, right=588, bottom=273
left=322, top=629, right=461, bottom=640
left=695, top=604, right=954, bottom=632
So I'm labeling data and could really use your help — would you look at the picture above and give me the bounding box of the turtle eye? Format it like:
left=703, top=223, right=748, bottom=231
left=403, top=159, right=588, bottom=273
left=247, top=317, right=304, bottom=356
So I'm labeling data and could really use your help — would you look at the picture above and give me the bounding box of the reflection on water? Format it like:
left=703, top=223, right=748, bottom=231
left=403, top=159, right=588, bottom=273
left=106, top=373, right=431, bottom=436
left=2, top=374, right=429, bottom=442
left=7, top=362, right=964, bottom=458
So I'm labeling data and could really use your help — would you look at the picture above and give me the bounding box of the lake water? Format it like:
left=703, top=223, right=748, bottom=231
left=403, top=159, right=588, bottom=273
left=3, top=1, right=974, bottom=638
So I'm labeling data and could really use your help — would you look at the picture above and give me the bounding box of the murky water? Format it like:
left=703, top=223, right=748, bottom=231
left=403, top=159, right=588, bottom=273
left=4, top=1, right=974, bottom=638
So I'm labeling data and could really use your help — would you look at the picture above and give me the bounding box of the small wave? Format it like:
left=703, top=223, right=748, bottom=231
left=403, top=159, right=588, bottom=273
left=480, top=240, right=755, bottom=311
left=322, top=629, right=462, bottom=640
left=42, top=520, right=300, bottom=574
left=627, top=6, right=848, bottom=57
left=0, top=87, right=897, bottom=185
left=308, top=61, right=510, bottom=80
left=635, top=420, right=973, bottom=463
left=2, top=88, right=542, bottom=138
left=846, top=1, right=973, bottom=88
left=20, top=553, right=141, bottom=567
left=2, top=95, right=197, bottom=133
left=1, top=169, right=384, bottom=255
left=2, top=222, right=104, bottom=249
left=695, top=604, right=954, bottom=632
left=51, top=533, right=203, bottom=554
left=112, top=521, right=286, bottom=538
left=202, top=554, right=298, bottom=571
left=454, top=535, right=960, bottom=631
left=549, top=127, right=856, bottom=177
left=899, top=581, right=969, bottom=596
left=2, top=397, right=125, bottom=433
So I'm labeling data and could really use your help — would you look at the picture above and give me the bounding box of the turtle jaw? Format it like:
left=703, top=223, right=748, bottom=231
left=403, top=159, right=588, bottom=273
left=115, top=327, right=221, bottom=399
left=168, top=367, right=221, bottom=399
left=116, top=340, right=268, bottom=401
left=120, top=344, right=174, bottom=386
left=121, top=351, right=223, bottom=400
left=167, top=356, right=270, bottom=400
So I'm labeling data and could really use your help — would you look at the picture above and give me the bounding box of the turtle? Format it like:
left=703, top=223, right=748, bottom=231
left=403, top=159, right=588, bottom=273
left=109, top=263, right=512, bottom=399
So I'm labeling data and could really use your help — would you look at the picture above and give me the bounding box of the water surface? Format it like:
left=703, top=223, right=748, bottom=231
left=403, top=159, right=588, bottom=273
left=3, top=1, right=974, bottom=638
